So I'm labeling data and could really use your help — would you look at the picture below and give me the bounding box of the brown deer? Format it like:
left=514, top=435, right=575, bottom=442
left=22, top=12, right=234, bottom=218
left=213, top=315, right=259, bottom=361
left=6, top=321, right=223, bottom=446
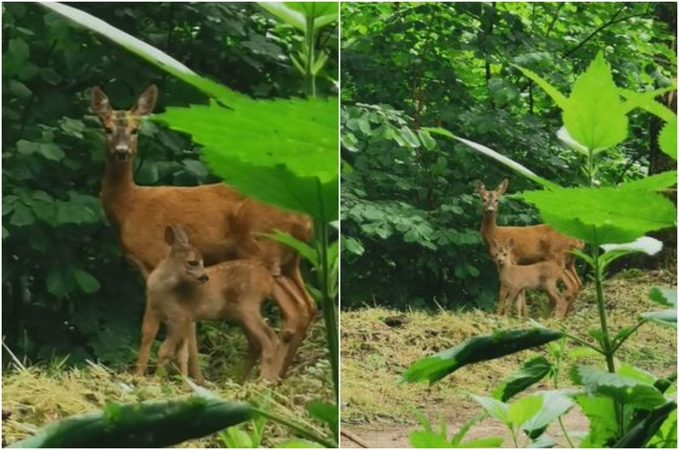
left=135, top=225, right=282, bottom=383
left=490, top=238, right=572, bottom=318
left=91, top=85, right=315, bottom=378
left=476, top=179, right=583, bottom=315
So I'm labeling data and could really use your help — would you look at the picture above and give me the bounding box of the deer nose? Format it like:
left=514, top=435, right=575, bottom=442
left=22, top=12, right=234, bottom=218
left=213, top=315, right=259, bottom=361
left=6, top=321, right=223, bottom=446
left=197, top=274, right=209, bottom=284
left=114, top=146, right=130, bottom=160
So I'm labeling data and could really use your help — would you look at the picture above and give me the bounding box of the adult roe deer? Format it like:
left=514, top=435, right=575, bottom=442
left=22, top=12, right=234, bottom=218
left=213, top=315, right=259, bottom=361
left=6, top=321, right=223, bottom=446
left=490, top=238, right=572, bottom=318
left=91, top=85, right=315, bottom=378
left=135, top=225, right=282, bottom=383
left=476, top=179, right=583, bottom=315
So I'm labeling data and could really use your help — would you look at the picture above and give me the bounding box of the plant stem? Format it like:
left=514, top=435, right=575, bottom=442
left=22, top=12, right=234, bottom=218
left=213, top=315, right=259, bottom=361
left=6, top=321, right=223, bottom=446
left=316, top=179, right=339, bottom=403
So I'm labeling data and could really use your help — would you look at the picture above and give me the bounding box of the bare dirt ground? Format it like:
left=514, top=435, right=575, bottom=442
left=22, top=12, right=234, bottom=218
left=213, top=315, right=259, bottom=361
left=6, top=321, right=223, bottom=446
left=340, top=269, right=677, bottom=448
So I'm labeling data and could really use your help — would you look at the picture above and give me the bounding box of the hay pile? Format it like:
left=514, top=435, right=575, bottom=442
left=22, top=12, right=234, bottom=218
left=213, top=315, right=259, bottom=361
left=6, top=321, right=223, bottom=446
left=340, top=269, right=677, bottom=425
left=2, top=317, right=334, bottom=447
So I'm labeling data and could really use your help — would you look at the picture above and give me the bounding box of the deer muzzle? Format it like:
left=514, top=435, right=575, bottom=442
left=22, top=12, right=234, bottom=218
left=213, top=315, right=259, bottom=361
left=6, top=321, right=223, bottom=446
left=114, top=146, right=131, bottom=160
left=197, top=274, right=209, bottom=284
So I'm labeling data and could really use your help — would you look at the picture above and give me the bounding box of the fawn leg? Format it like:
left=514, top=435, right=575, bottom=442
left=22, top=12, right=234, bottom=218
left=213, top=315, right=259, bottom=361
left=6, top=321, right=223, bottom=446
left=234, top=301, right=280, bottom=383
left=157, top=319, right=189, bottom=374
left=186, top=322, right=206, bottom=385
left=136, top=307, right=160, bottom=376
left=272, top=280, right=310, bottom=378
left=517, top=290, right=528, bottom=318
left=497, top=283, right=508, bottom=315
left=286, top=256, right=317, bottom=317
left=240, top=328, right=261, bottom=383
left=546, top=283, right=567, bottom=319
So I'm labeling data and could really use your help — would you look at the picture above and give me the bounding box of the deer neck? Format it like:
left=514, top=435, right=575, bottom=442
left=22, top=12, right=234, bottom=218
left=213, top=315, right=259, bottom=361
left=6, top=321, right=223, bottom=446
left=480, top=210, right=498, bottom=242
left=101, top=157, right=137, bottom=219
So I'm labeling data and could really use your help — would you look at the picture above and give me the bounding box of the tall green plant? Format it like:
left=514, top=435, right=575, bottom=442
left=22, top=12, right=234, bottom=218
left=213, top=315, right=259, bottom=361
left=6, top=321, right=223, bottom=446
left=36, top=2, right=338, bottom=446
left=406, top=52, right=677, bottom=447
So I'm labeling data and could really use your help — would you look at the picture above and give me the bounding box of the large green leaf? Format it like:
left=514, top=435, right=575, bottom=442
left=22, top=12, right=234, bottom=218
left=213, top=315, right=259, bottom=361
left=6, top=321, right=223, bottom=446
left=571, top=365, right=667, bottom=410
left=520, top=186, right=677, bottom=244
left=574, top=393, right=618, bottom=447
left=203, top=155, right=338, bottom=223
left=158, top=97, right=338, bottom=183
left=521, top=390, right=574, bottom=434
left=402, top=328, right=563, bottom=384
left=562, top=52, right=628, bottom=151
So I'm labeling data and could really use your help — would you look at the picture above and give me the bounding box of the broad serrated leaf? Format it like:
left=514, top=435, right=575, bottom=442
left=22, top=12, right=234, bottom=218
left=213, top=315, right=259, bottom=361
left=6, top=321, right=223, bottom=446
left=574, top=393, right=618, bottom=447
left=159, top=97, right=337, bottom=183
left=563, top=52, right=627, bottom=151
left=522, top=390, right=574, bottom=433
left=658, top=117, right=677, bottom=160
left=402, top=328, right=563, bottom=384
left=619, top=171, right=678, bottom=191
left=571, top=365, right=666, bottom=410
left=508, top=395, right=543, bottom=430
left=521, top=186, right=677, bottom=244
left=471, top=395, right=510, bottom=425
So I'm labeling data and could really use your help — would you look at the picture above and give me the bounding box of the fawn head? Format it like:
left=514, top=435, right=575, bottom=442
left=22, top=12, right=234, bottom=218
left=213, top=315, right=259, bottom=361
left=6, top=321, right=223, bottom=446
left=475, top=179, right=508, bottom=215
left=490, top=238, right=514, bottom=267
left=164, top=225, right=209, bottom=284
left=91, top=85, right=158, bottom=162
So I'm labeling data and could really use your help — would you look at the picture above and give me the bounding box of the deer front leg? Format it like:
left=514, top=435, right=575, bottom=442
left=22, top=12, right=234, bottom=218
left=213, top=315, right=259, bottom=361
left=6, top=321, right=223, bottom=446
left=136, top=307, right=160, bottom=376
left=186, top=322, right=206, bottom=385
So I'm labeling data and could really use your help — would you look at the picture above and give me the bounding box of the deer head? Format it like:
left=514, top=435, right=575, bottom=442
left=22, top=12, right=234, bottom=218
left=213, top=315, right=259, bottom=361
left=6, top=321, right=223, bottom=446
left=476, top=179, right=508, bottom=215
left=164, top=224, right=209, bottom=284
left=491, top=238, right=514, bottom=267
left=91, top=85, right=157, bottom=162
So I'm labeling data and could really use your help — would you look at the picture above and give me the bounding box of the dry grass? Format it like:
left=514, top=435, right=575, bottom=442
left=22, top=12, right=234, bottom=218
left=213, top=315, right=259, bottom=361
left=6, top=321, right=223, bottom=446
left=340, top=269, right=677, bottom=426
left=2, top=317, right=334, bottom=448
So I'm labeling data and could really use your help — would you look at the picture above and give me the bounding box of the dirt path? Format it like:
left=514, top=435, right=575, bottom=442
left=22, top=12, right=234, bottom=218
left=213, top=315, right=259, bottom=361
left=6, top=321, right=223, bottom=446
left=341, top=400, right=590, bottom=448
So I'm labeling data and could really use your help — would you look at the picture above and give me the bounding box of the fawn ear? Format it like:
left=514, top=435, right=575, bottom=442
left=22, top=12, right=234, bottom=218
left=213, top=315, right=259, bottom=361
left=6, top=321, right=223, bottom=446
left=171, top=224, right=190, bottom=246
left=475, top=180, right=486, bottom=194
left=490, top=238, right=498, bottom=248
left=508, top=238, right=515, bottom=248
left=91, top=86, right=112, bottom=120
left=131, top=85, right=158, bottom=116
left=497, top=179, right=509, bottom=194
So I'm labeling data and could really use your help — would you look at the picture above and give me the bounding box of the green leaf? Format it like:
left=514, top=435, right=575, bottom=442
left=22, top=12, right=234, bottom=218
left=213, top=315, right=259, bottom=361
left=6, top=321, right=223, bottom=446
left=10, top=202, right=35, bottom=227
left=641, top=309, right=677, bottom=329
left=512, top=64, right=569, bottom=110
left=8, top=37, right=29, bottom=62
left=159, top=97, right=338, bottom=183
left=46, top=266, right=75, bottom=298
left=219, top=427, right=253, bottom=448
left=521, top=390, right=574, bottom=433
left=571, top=365, right=666, bottom=410
left=2, top=227, right=8, bottom=239
left=614, top=401, right=677, bottom=448
left=619, top=171, right=678, bottom=191
left=258, top=2, right=305, bottom=30
left=40, top=67, right=62, bottom=85
left=574, top=393, right=618, bottom=447
left=520, top=186, right=677, bottom=244
left=649, top=287, right=677, bottom=308
left=507, top=395, right=543, bottom=430
left=306, top=401, right=338, bottom=441
left=9, top=397, right=252, bottom=448
left=409, top=430, right=452, bottom=448
left=402, top=328, right=564, bottom=384
left=424, top=128, right=556, bottom=189
left=492, top=356, right=553, bottom=402
left=202, top=156, right=338, bottom=224
left=458, top=437, right=504, bottom=448
left=563, top=52, right=627, bottom=151
left=38, top=143, right=65, bottom=162
left=399, top=126, right=420, bottom=148
left=74, top=269, right=100, bottom=294
left=266, top=230, right=318, bottom=266
left=470, top=395, right=509, bottom=424
left=418, top=129, right=436, bottom=150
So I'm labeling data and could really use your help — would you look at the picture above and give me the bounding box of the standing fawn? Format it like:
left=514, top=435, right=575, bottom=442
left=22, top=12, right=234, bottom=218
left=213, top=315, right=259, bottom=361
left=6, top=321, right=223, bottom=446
left=136, top=225, right=282, bottom=383
left=491, top=239, right=572, bottom=318
left=91, top=85, right=314, bottom=379
left=476, top=179, right=583, bottom=316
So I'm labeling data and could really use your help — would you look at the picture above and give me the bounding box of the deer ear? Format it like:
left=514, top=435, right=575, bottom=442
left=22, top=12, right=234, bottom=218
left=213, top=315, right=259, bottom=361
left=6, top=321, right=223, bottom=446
left=131, top=85, right=158, bottom=116
left=91, top=86, right=112, bottom=120
left=490, top=238, right=498, bottom=248
left=171, top=224, right=190, bottom=246
left=497, top=179, right=509, bottom=194
left=475, top=180, right=486, bottom=194
left=508, top=238, right=515, bottom=248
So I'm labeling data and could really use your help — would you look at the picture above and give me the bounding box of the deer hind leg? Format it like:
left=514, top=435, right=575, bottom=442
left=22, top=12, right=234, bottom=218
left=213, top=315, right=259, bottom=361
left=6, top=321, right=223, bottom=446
left=545, top=282, right=567, bottom=319
left=516, top=290, right=528, bottom=318
left=136, top=307, right=160, bottom=376
left=285, top=255, right=317, bottom=318
left=272, top=278, right=311, bottom=378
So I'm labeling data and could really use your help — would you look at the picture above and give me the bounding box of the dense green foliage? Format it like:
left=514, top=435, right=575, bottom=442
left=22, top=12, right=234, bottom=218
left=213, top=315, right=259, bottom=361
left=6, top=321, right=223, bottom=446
left=2, top=2, right=338, bottom=367
left=340, top=2, right=676, bottom=309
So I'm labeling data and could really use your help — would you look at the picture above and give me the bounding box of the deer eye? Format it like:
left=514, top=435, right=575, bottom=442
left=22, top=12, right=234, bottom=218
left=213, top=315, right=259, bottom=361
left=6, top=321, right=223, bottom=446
left=187, top=260, right=199, bottom=267
left=105, top=127, right=114, bottom=135
left=130, top=128, right=139, bottom=135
